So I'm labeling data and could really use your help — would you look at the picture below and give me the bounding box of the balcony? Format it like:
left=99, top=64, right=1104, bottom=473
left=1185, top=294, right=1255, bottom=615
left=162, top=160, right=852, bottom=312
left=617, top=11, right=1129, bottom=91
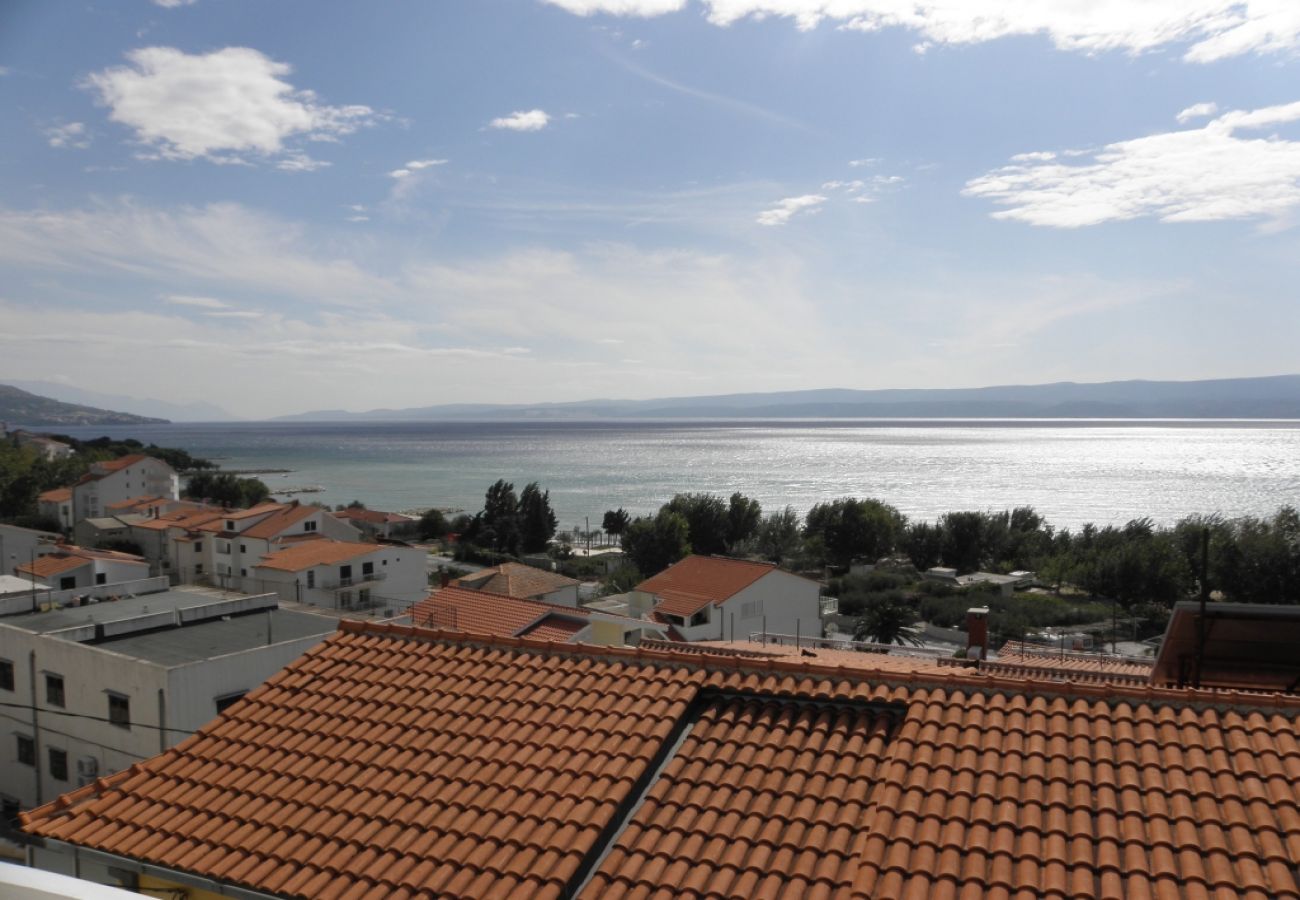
left=325, top=571, right=387, bottom=590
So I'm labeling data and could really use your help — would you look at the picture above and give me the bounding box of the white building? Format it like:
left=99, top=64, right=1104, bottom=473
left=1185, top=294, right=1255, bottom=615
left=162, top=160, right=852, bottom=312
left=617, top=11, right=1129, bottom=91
left=15, top=546, right=150, bottom=594
left=0, top=524, right=61, bottom=578
left=35, top=489, right=72, bottom=533
left=252, top=539, right=427, bottom=615
left=630, top=555, right=822, bottom=642
left=0, top=587, right=336, bottom=820
left=331, top=506, right=417, bottom=540
left=190, top=501, right=361, bottom=592
left=70, top=456, right=178, bottom=524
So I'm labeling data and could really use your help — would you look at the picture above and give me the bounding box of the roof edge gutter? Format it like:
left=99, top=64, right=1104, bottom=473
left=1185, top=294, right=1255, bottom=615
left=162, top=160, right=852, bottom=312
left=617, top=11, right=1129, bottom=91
left=33, top=837, right=283, bottom=900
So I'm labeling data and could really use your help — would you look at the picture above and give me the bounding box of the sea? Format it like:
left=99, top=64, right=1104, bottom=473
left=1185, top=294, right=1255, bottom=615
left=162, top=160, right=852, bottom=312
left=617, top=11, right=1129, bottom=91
left=52, top=419, right=1300, bottom=534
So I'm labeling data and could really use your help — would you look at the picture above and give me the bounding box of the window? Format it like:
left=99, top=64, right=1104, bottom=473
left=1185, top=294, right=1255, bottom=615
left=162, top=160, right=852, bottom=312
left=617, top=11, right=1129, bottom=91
left=95, top=573, right=107, bottom=585
left=194, top=542, right=203, bottom=553
left=16, top=736, right=34, bottom=767
left=214, top=691, right=246, bottom=715
left=303, top=520, right=318, bottom=532
left=60, top=576, right=76, bottom=590
left=195, top=564, right=204, bottom=575
left=226, top=520, right=236, bottom=531
left=306, top=570, right=316, bottom=589
left=690, top=609, right=709, bottom=627
left=45, top=674, right=64, bottom=708
left=0, top=660, right=13, bottom=692
left=107, top=693, right=130, bottom=729
left=359, top=588, right=371, bottom=604
left=362, top=561, right=374, bottom=576
left=48, top=748, right=68, bottom=782
left=339, top=591, right=353, bottom=607
left=340, top=564, right=353, bottom=580
left=740, top=599, right=764, bottom=619
left=239, top=544, right=246, bottom=553
left=240, top=568, right=247, bottom=578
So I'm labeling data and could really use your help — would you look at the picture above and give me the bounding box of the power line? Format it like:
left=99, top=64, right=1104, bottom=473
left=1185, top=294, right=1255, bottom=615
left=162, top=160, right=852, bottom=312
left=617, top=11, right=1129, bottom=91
left=0, top=700, right=196, bottom=736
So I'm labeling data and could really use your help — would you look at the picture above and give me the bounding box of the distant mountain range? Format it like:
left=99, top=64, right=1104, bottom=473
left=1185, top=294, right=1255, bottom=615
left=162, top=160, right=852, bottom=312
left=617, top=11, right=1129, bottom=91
left=5, top=380, right=233, bottom=422
left=0, top=384, right=168, bottom=426
left=274, top=374, right=1300, bottom=421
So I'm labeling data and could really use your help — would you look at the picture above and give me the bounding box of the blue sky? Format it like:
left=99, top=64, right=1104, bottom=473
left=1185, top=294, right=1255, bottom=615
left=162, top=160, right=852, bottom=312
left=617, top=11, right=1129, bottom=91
left=1, top=0, right=1299, bottom=418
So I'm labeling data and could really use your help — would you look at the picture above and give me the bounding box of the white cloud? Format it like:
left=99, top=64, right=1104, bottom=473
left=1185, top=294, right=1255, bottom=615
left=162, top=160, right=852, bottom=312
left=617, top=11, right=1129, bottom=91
left=543, top=0, right=685, bottom=14
left=489, top=109, right=551, bottom=131
left=44, top=122, right=90, bottom=149
left=388, top=158, right=448, bottom=178
left=757, top=194, right=826, bottom=226
left=152, top=0, right=197, bottom=6
left=164, top=294, right=228, bottom=309
left=964, top=100, right=1300, bottom=227
left=85, top=46, right=378, bottom=166
left=347, top=215, right=370, bottom=222
left=0, top=201, right=394, bottom=305
left=543, top=1, right=1300, bottom=62
left=1177, top=101, right=1219, bottom=123
left=1010, top=150, right=1056, bottom=162
left=848, top=157, right=878, bottom=167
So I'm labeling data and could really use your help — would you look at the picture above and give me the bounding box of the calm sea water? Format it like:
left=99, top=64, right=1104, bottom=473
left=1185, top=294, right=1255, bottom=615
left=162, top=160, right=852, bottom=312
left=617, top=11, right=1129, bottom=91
left=55, top=420, right=1300, bottom=533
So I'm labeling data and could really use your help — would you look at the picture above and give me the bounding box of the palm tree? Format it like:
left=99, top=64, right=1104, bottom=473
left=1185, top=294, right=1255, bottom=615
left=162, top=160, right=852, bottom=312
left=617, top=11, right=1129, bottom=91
left=853, top=594, right=924, bottom=647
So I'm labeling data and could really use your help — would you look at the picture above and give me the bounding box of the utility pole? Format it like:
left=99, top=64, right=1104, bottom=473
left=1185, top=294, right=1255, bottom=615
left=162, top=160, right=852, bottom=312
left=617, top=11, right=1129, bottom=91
left=585, top=516, right=590, bottom=555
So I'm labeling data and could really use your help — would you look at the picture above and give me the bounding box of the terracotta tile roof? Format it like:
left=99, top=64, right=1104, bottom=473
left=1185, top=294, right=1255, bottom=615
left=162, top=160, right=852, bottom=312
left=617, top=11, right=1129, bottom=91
left=131, top=509, right=225, bottom=533
left=23, top=622, right=1300, bottom=900
left=17, top=555, right=90, bottom=579
left=334, top=507, right=414, bottom=526
left=410, top=585, right=588, bottom=639
left=253, top=539, right=379, bottom=572
left=99, top=453, right=150, bottom=472
left=990, top=642, right=1156, bottom=684
left=241, top=503, right=318, bottom=540
left=38, top=487, right=72, bottom=503
left=454, top=562, right=580, bottom=600
left=520, top=614, right=588, bottom=642
left=637, top=555, right=789, bottom=616
left=16, top=545, right=148, bottom=579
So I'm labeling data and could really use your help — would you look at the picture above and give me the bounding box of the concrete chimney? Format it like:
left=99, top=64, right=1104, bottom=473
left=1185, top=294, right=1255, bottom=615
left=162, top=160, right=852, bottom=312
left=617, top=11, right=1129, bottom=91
left=966, top=606, right=990, bottom=660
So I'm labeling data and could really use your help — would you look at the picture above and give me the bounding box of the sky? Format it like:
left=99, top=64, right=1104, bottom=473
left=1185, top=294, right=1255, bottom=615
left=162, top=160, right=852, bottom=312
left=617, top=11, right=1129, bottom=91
left=1, top=0, right=1299, bottom=419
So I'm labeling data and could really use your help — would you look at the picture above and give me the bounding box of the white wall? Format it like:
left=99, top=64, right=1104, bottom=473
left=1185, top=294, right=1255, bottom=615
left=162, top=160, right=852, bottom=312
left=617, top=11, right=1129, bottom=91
left=0, top=629, right=169, bottom=811
left=253, top=545, right=426, bottom=612
left=0, top=525, right=60, bottom=578
left=724, top=569, right=822, bottom=642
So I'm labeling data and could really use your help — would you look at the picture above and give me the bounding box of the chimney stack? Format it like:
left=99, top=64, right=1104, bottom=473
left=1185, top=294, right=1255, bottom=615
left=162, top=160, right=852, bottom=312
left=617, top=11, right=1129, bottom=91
left=966, top=607, right=990, bottom=660
left=439, top=570, right=452, bottom=588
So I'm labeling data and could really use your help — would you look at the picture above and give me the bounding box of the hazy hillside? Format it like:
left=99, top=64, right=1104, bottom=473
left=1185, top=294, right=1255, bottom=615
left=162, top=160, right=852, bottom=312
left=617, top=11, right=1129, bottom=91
left=0, top=384, right=168, bottom=426
left=274, top=375, right=1300, bottom=422
left=7, top=379, right=232, bottom=422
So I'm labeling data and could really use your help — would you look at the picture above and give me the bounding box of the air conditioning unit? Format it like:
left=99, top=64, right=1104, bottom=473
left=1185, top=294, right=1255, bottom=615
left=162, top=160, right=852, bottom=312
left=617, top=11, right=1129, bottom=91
left=76, top=755, right=99, bottom=786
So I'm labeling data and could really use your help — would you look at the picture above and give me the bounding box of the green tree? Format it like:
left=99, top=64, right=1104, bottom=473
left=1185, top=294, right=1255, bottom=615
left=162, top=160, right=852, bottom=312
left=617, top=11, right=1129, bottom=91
left=756, top=505, right=802, bottom=564
left=622, top=509, right=691, bottom=576
left=805, top=498, right=905, bottom=568
left=853, top=594, right=922, bottom=646
left=418, top=508, right=450, bottom=541
left=518, top=482, right=558, bottom=553
left=183, top=472, right=270, bottom=508
left=726, top=492, right=763, bottom=552
left=474, top=479, right=520, bottom=554
left=939, top=510, right=987, bottom=573
left=602, top=508, right=631, bottom=544
left=664, top=493, right=730, bottom=556
left=902, top=521, right=944, bottom=571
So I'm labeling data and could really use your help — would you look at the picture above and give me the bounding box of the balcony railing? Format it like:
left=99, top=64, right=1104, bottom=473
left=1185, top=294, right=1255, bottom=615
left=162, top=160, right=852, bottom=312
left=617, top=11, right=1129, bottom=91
left=325, top=571, right=387, bottom=590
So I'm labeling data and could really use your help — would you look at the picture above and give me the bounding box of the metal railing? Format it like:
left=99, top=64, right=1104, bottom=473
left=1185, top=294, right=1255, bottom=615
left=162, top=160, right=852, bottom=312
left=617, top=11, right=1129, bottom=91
left=749, top=632, right=950, bottom=658
left=325, top=571, right=387, bottom=590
